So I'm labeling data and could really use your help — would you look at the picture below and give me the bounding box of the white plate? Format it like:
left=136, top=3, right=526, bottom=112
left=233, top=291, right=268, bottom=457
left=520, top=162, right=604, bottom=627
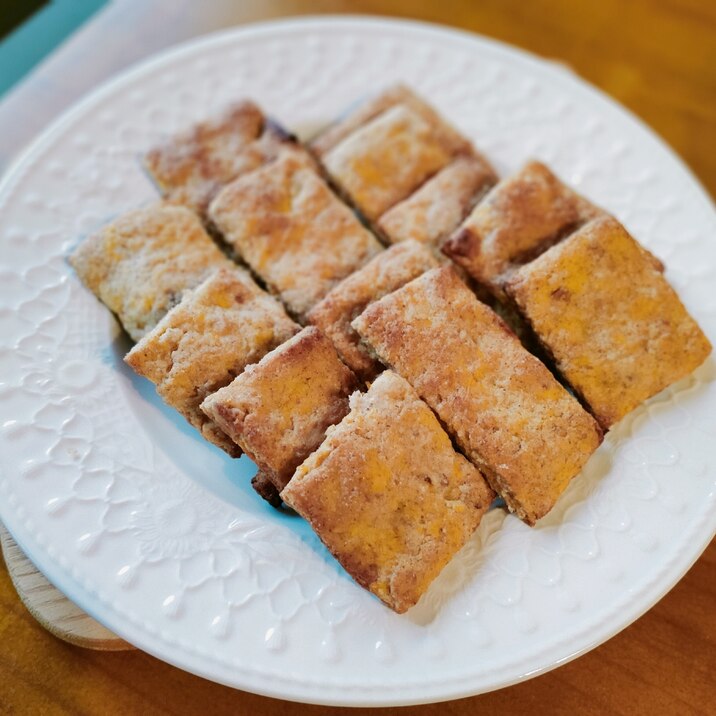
left=0, top=16, right=714, bottom=707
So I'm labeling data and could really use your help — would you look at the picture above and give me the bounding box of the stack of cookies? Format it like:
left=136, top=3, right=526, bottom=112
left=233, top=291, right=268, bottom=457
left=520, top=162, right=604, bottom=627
left=71, top=86, right=711, bottom=613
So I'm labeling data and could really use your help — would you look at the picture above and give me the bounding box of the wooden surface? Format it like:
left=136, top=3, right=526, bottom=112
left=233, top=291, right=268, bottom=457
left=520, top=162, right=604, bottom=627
left=0, top=528, right=130, bottom=652
left=0, top=1, right=714, bottom=713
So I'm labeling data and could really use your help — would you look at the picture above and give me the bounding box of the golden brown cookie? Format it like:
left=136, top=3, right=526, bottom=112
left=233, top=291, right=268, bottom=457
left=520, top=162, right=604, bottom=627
left=208, top=154, right=382, bottom=319
left=505, top=216, right=712, bottom=428
left=442, top=161, right=602, bottom=296
left=201, top=327, right=357, bottom=490
left=378, top=156, right=497, bottom=250
left=321, top=104, right=453, bottom=221
left=306, top=240, right=439, bottom=381
left=282, top=370, right=494, bottom=613
left=124, top=268, right=299, bottom=456
left=144, top=101, right=312, bottom=215
left=70, top=203, right=232, bottom=341
left=353, top=266, right=603, bottom=525
left=310, top=84, right=473, bottom=158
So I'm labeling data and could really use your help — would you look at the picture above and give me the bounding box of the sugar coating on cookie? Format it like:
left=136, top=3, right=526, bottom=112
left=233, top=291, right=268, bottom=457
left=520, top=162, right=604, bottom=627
left=378, top=156, right=497, bottom=250
left=124, top=268, right=299, bottom=456
left=201, top=326, right=358, bottom=490
left=353, top=266, right=603, bottom=525
left=281, top=370, right=494, bottom=613
left=70, top=203, right=232, bottom=341
left=144, top=101, right=312, bottom=215
left=321, top=105, right=454, bottom=221
left=208, top=154, right=382, bottom=319
left=310, top=84, right=473, bottom=158
left=307, top=240, right=439, bottom=381
left=505, top=216, right=712, bottom=428
left=442, top=161, right=602, bottom=295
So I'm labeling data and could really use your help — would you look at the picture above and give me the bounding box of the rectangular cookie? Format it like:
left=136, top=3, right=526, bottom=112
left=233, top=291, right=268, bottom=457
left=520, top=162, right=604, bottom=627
left=306, top=240, right=439, bottom=381
left=281, top=370, right=494, bottom=613
left=505, top=216, right=712, bottom=428
left=144, top=100, right=313, bottom=216
left=208, top=154, right=383, bottom=319
left=310, top=84, right=473, bottom=158
left=442, top=161, right=602, bottom=296
left=377, top=156, right=497, bottom=250
left=70, top=203, right=232, bottom=341
left=353, top=266, right=603, bottom=525
left=321, top=104, right=455, bottom=221
left=124, top=268, right=299, bottom=456
left=201, top=326, right=358, bottom=490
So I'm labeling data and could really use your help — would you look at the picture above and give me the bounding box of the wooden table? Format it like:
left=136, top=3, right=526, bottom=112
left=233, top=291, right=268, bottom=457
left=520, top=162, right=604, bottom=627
left=1, top=1, right=714, bottom=713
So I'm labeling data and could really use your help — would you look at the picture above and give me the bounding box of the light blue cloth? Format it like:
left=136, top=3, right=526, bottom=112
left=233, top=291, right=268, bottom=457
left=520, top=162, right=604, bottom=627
left=0, top=0, right=107, bottom=96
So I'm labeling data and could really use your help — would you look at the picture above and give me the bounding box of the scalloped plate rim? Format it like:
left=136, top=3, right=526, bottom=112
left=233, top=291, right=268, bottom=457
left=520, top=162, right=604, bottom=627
left=0, top=15, right=714, bottom=707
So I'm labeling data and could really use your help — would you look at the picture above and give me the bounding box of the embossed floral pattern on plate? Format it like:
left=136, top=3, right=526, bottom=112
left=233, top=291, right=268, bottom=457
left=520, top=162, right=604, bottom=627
left=0, top=17, right=714, bottom=707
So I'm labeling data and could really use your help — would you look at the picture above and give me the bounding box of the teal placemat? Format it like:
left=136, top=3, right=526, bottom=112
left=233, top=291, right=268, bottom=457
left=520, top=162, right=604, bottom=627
left=0, top=0, right=108, bottom=96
